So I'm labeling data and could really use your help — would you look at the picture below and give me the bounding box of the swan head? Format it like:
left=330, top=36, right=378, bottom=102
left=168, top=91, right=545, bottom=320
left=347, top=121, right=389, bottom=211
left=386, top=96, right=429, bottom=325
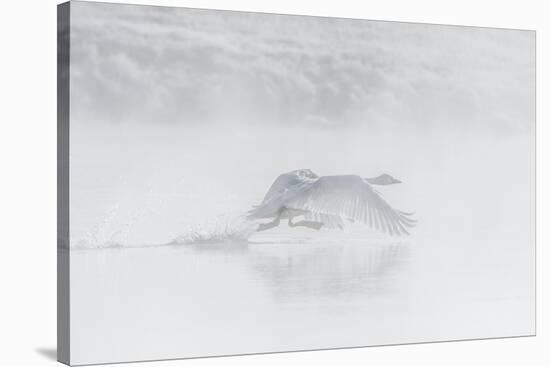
left=366, top=173, right=401, bottom=185
left=292, top=169, right=319, bottom=180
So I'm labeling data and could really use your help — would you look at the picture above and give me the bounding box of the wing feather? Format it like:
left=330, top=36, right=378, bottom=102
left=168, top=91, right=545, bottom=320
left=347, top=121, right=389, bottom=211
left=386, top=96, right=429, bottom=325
left=286, top=175, right=415, bottom=236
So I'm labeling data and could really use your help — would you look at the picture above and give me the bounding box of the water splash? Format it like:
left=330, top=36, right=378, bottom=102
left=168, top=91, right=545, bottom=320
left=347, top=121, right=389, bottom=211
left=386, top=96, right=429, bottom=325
left=170, top=214, right=257, bottom=245
left=73, top=204, right=124, bottom=249
left=72, top=196, right=160, bottom=249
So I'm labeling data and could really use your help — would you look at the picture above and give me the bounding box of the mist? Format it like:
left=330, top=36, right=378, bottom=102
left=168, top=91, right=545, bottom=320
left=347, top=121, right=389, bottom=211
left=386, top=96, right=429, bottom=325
left=70, top=2, right=534, bottom=134
left=66, top=2, right=535, bottom=365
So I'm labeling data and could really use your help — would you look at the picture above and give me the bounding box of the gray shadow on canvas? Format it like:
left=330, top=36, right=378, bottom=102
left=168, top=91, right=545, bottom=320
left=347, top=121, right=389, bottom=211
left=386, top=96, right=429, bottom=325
left=35, top=347, right=57, bottom=361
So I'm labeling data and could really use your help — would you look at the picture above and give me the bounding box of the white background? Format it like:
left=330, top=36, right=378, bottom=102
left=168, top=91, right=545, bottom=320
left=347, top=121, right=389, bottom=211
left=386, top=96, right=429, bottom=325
left=0, top=0, right=546, bottom=366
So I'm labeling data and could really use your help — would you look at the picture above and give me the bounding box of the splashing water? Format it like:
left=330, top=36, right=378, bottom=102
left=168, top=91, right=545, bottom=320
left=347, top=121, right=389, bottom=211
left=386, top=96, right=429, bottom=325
left=170, top=214, right=258, bottom=245
left=69, top=177, right=260, bottom=249
left=72, top=201, right=160, bottom=249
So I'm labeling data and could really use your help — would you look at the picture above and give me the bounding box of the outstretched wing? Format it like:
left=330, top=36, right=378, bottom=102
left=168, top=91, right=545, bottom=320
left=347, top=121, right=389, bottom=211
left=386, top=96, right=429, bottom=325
left=286, top=175, right=416, bottom=235
left=303, top=211, right=345, bottom=229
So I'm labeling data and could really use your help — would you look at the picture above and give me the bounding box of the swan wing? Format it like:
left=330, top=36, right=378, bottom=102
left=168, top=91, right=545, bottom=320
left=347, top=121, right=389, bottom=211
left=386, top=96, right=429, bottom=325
left=303, top=211, right=345, bottom=229
left=248, top=172, right=314, bottom=219
left=261, top=171, right=311, bottom=203
left=287, top=175, right=415, bottom=235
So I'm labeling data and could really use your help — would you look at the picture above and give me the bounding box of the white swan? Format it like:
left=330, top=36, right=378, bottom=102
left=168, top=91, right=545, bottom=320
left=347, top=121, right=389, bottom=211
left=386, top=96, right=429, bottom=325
left=247, top=169, right=416, bottom=236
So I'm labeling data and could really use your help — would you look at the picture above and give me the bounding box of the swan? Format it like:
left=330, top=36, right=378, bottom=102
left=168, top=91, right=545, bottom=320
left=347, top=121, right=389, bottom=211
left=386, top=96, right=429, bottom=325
left=247, top=169, right=416, bottom=236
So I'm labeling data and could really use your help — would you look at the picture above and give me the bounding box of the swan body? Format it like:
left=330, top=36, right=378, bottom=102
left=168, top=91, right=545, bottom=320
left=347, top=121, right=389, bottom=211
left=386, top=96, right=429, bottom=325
left=247, top=169, right=416, bottom=236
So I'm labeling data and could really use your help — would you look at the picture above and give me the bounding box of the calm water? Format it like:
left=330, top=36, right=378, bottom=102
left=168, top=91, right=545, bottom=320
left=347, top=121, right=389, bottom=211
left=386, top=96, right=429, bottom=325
left=70, top=224, right=533, bottom=365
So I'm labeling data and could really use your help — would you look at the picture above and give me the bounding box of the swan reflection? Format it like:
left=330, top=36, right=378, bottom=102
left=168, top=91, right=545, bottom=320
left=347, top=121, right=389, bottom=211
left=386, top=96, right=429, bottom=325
left=247, top=242, right=410, bottom=301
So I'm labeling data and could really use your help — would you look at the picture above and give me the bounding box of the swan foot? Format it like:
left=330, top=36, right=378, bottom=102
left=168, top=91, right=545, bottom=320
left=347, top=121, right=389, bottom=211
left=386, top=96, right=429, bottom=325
left=288, top=219, right=323, bottom=230
left=256, top=218, right=281, bottom=232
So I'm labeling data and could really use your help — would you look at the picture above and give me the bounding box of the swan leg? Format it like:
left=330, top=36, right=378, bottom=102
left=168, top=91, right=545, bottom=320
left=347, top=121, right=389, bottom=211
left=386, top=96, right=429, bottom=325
left=288, top=217, right=324, bottom=230
left=256, top=215, right=281, bottom=232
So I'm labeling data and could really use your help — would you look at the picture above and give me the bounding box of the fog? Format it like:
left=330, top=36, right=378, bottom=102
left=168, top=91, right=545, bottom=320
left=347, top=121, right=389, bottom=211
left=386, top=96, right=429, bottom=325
left=69, top=123, right=533, bottom=249
left=67, top=2, right=534, bottom=365
left=70, top=2, right=534, bottom=133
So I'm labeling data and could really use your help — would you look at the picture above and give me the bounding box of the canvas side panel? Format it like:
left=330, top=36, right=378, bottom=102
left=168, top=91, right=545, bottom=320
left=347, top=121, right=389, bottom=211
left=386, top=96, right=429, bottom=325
left=530, top=30, right=537, bottom=335
left=57, top=2, right=70, bottom=365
